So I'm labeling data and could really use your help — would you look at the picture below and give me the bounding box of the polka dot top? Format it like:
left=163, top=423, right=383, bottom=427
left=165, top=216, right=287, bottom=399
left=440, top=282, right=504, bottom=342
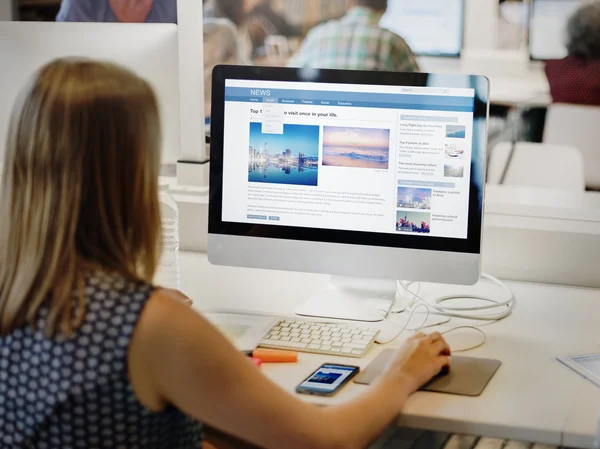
left=0, top=270, right=203, bottom=448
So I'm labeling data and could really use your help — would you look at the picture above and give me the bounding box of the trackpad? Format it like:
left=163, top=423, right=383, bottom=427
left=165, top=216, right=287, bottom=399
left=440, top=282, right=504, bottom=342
left=354, top=349, right=501, bottom=397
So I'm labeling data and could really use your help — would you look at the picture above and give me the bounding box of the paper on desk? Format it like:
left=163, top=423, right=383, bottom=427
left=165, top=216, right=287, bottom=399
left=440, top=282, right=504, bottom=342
left=203, top=312, right=277, bottom=352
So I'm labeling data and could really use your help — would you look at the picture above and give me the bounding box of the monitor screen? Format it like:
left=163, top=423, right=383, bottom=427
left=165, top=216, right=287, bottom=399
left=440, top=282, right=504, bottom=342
left=379, top=0, right=464, bottom=57
left=209, top=67, right=488, bottom=283
left=529, top=0, right=587, bottom=60
left=210, top=67, right=488, bottom=255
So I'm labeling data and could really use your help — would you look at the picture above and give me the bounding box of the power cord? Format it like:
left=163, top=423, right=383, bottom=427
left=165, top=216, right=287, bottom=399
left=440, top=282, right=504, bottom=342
left=375, top=273, right=515, bottom=352
left=399, top=273, right=515, bottom=321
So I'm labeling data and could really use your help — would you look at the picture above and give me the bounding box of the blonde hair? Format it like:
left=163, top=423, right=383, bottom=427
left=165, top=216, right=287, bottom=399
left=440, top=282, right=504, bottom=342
left=0, top=59, right=162, bottom=336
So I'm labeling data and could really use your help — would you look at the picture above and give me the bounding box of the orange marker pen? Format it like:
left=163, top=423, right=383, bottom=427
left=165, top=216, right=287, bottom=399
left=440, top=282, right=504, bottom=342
left=252, top=348, right=298, bottom=363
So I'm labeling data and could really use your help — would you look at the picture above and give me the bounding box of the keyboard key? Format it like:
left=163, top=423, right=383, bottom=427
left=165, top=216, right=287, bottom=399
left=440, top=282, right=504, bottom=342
left=341, top=348, right=353, bottom=354
left=289, top=323, right=300, bottom=328
left=474, top=438, right=505, bottom=449
left=321, top=345, right=332, bottom=351
left=270, top=335, right=280, bottom=340
left=261, top=340, right=307, bottom=349
left=291, top=337, right=301, bottom=342
left=301, top=338, right=311, bottom=344
left=331, top=332, right=341, bottom=338
left=342, top=338, right=351, bottom=343
left=503, top=442, right=532, bottom=449
left=331, top=348, right=342, bottom=353
left=331, top=337, right=341, bottom=342
left=443, top=434, right=479, bottom=449
left=280, top=336, right=291, bottom=341
left=280, top=323, right=289, bottom=328
left=332, top=342, right=343, bottom=347
left=352, top=349, right=364, bottom=355
left=345, top=342, right=368, bottom=349
left=308, top=344, right=321, bottom=350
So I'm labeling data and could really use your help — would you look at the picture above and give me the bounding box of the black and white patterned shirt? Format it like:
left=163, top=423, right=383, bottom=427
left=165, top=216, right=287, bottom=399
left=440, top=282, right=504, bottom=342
left=0, top=271, right=203, bottom=448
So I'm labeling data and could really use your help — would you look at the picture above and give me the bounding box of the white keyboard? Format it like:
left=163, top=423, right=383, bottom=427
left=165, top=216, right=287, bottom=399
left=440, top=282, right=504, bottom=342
left=258, top=319, right=380, bottom=358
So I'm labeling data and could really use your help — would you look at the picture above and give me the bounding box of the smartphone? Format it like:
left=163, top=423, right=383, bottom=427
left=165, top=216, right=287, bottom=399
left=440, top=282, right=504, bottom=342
left=296, top=363, right=360, bottom=397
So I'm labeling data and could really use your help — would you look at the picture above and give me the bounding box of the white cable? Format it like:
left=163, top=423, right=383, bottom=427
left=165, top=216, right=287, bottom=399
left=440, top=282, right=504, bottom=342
left=375, top=303, right=431, bottom=345
left=440, top=327, right=487, bottom=353
left=398, top=273, right=515, bottom=322
left=375, top=273, right=515, bottom=352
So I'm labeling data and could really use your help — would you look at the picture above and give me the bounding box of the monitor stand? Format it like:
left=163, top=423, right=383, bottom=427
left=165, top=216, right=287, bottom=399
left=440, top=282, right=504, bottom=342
left=294, top=276, right=403, bottom=322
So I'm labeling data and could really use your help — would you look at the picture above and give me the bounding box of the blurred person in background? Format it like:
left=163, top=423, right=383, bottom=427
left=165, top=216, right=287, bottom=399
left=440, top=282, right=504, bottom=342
left=497, top=0, right=528, bottom=50
left=204, top=18, right=241, bottom=119
left=545, top=1, right=600, bottom=106
left=288, top=0, right=418, bottom=72
left=204, top=0, right=257, bottom=64
left=246, top=0, right=302, bottom=59
left=57, top=0, right=177, bottom=23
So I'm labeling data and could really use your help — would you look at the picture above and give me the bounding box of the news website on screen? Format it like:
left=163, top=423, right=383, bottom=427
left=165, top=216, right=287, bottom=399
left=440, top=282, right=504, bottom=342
left=221, top=79, right=475, bottom=239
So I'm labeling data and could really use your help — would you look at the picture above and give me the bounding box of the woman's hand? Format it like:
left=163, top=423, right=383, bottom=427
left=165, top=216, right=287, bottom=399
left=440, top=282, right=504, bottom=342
left=384, top=332, right=451, bottom=394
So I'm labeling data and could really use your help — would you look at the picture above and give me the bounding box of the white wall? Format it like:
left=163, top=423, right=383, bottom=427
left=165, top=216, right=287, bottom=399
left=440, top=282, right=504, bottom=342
left=464, top=0, right=499, bottom=50
left=0, top=0, right=14, bottom=21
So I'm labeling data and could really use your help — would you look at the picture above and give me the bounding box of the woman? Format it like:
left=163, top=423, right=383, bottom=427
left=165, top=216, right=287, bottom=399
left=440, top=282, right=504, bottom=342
left=57, top=0, right=177, bottom=23
left=0, top=59, right=451, bottom=449
left=545, top=1, right=600, bottom=105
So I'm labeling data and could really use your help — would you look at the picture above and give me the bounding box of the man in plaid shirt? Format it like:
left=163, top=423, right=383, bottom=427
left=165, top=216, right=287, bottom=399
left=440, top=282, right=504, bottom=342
left=288, top=0, right=419, bottom=72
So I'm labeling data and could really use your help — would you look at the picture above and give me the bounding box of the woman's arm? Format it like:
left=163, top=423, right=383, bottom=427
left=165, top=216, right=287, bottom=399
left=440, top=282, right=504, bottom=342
left=129, top=291, right=450, bottom=449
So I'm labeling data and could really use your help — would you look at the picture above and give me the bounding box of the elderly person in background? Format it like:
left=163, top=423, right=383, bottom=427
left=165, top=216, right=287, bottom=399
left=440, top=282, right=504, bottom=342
left=545, top=1, right=600, bottom=105
left=57, top=0, right=177, bottom=22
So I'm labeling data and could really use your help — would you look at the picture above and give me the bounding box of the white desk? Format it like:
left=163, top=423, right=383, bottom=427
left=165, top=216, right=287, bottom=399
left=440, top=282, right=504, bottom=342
left=181, top=252, right=600, bottom=447
left=564, top=369, right=600, bottom=448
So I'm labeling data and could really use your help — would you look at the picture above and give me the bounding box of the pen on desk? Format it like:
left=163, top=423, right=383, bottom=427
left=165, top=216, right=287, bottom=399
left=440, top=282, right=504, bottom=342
left=242, top=349, right=298, bottom=363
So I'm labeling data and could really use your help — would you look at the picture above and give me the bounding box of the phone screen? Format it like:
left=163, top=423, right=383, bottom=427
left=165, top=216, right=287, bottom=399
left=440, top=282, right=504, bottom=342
left=297, top=364, right=359, bottom=395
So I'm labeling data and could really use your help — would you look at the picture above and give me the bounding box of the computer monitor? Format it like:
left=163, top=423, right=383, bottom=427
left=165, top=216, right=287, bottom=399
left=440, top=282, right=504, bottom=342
left=209, top=66, right=489, bottom=322
left=0, top=22, right=181, bottom=165
left=379, top=0, right=464, bottom=58
left=529, top=0, right=588, bottom=61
